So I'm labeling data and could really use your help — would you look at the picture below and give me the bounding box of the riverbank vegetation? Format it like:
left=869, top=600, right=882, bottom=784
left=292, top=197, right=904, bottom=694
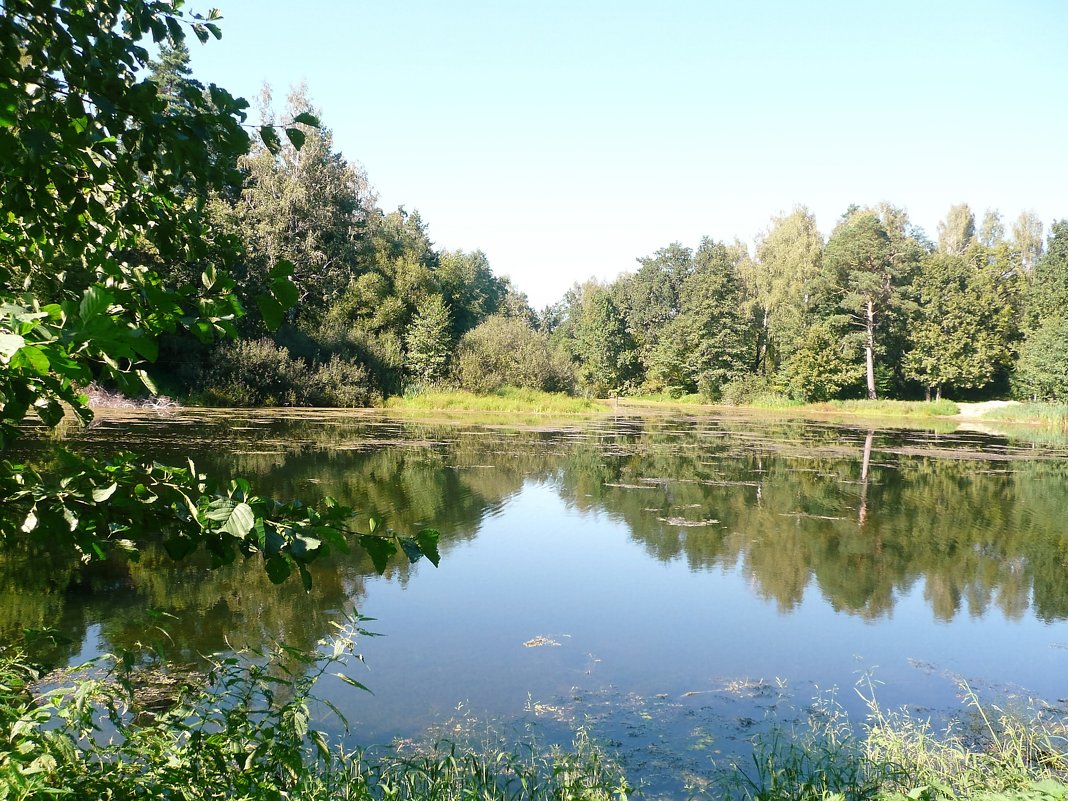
left=385, top=388, right=604, bottom=414
left=4, top=629, right=1065, bottom=800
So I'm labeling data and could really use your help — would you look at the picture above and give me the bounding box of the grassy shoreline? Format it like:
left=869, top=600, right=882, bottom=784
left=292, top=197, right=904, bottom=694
left=382, top=389, right=1068, bottom=430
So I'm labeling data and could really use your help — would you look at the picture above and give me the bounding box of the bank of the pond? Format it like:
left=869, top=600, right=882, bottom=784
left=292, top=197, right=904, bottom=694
left=6, top=644, right=1066, bottom=801
left=620, top=396, right=1068, bottom=430
left=384, top=388, right=607, bottom=414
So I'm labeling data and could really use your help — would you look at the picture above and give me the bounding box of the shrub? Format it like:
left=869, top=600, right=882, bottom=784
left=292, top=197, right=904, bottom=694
left=453, top=315, right=575, bottom=394
left=1014, top=316, right=1068, bottom=402
left=720, top=374, right=781, bottom=406
left=197, top=338, right=311, bottom=406
left=308, top=355, right=379, bottom=407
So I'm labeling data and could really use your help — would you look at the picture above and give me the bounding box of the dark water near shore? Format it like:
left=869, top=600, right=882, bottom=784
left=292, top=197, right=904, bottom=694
left=6, top=408, right=1068, bottom=794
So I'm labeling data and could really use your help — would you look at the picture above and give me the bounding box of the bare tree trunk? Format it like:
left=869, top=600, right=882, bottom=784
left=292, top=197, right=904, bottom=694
left=865, top=300, right=877, bottom=400
left=753, top=308, right=770, bottom=374
left=935, top=386, right=942, bottom=401
left=924, top=386, right=931, bottom=402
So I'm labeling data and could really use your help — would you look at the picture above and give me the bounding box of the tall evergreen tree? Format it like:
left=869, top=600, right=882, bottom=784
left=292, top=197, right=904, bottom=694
left=404, top=294, right=453, bottom=386
left=824, top=210, right=896, bottom=399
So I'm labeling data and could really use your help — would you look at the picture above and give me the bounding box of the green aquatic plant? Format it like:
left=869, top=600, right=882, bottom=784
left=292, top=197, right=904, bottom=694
left=711, top=683, right=1068, bottom=801
left=0, top=616, right=631, bottom=801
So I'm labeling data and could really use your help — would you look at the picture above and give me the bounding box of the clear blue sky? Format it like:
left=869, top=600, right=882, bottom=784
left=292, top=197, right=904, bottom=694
left=189, top=0, right=1068, bottom=308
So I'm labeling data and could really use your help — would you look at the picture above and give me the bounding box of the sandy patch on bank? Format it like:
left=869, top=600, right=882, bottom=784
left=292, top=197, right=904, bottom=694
left=955, top=400, right=1020, bottom=418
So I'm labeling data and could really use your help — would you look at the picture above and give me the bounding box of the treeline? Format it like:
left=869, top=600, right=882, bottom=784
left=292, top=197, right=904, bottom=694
left=549, top=204, right=1068, bottom=403
left=142, top=46, right=542, bottom=406
left=146, top=47, right=1068, bottom=406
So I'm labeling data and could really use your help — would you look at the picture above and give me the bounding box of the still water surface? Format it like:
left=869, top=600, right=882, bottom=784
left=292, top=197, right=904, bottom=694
left=7, top=409, right=1068, bottom=792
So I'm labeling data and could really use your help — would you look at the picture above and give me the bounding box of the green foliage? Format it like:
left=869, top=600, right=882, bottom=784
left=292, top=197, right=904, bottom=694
left=386, top=387, right=602, bottom=414
left=308, top=354, right=379, bottom=408
left=565, top=283, right=640, bottom=397
left=404, top=294, right=453, bottom=387
left=0, top=0, right=436, bottom=577
left=453, top=315, right=574, bottom=394
left=1014, top=315, right=1068, bottom=402
left=614, top=241, right=693, bottom=368
left=235, top=86, right=374, bottom=328
left=903, top=249, right=1018, bottom=397
left=745, top=206, right=825, bottom=374
left=1023, top=221, right=1068, bottom=333
left=825, top=210, right=895, bottom=399
left=198, top=338, right=309, bottom=406
left=0, top=624, right=629, bottom=801
left=719, top=374, right=785, bottom=406
left=715, top=686, right=1068, bottom=801
left=937, top=203, right=977, bottom=255
left=436, top=250, right=508, bottom=339
left=983, top=402, right=1068, bottom=426
left=823, top=398, right=960, bottom=417
left=781, top=317, right=865, bottom=401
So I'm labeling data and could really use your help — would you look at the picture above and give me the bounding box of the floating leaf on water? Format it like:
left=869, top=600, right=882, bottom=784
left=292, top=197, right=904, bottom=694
left=657, top=517, right=720, bottom=527
left=523, top=635, right=561, bottom=648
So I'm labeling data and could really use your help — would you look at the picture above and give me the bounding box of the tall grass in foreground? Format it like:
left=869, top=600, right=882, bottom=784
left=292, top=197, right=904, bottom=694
left=714, top=685, right=1068, bottom=801
left=983, top=402, right=1068, bottom=427
left=0, top=620, right=629, bottom=801
left=300, top=730, right=628, bottom=801
left=5, top=619, right=1066, bottom=801
left=386, top=387, right=605, bottom=414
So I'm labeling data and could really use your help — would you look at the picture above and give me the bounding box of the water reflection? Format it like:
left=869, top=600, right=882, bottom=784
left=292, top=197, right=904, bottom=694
left=5, top=410, right=1068, bottom=667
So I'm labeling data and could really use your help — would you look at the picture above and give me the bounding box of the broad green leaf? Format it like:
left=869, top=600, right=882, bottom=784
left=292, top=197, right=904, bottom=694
left=284, top=128, right=305, bottom=149
left=0, top=333, right=24, bottom=362
left=298, top=563, right=312, bottom=592
left=415, top=528, right=441, bottom=567
left=33, top=399, right=65, bottom=427
left=269, top=259, right=295, bottom=280
left=223, top=502, right=255, bottom=537
left=79, top=286, right=112, bottom=320
left=93, top=483, right=118, bottom=503
left=13, top=345, right=49, bottom=375
left=292, top=112, right=319, bottom=126
left=21, top=510, right=38, bottom=533
left=359, top=535, right=395, bottom=574
left=137, top=369, right=159, bottom=394
left=398, top=538, right=423, bottom=564
left=205, top=499, right=238, bottom=521
left=164, top=536, right=198, bottom=561
left=291, top=533, right=321, bottom=558
left=256, top=295, right=284, bottom=330
left=271, top=273, right=299, bottom=309
left=260, top=126, right=282, bottom=155
left=0, top=99, right=16, bottom=127
left=265, top=554, right=291, bottom=584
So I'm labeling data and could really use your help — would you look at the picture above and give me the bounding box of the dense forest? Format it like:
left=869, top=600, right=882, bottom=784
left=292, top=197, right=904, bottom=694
left=128, top=49, right=1068, bottom=408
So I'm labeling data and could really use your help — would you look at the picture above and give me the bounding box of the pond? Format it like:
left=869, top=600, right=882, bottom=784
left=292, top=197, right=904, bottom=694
left=6, top=408, right=1068, bottom=796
